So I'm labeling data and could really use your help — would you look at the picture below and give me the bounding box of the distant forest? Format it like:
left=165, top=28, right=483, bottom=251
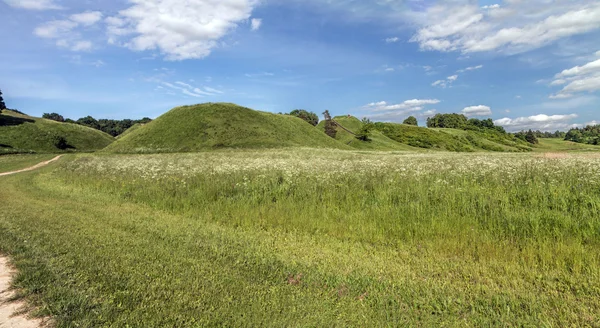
left=43, top=113, right=152, bottom=137
left=564, top=125, right=600, bottom=145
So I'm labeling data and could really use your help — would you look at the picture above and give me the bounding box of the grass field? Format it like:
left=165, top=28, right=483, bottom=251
left=535, top=138, right=600, bottom=152
left=1, top=150, right=600, bottom=326
left=0, top=154, right=56, bottom=173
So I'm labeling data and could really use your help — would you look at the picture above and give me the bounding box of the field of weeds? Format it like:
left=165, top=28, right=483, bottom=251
left=1, top=149, right=599, bottom=326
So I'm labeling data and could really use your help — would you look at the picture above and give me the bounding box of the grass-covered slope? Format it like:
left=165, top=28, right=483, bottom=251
left=0, top=110, right=114, bottom=154
left=375, top=123, right=532, bottom=152
left=534, top=138, right=600, bottom=152
left=116, top=123, right=145, bottom=139
left=317, top=116, right=417, bottom=151
left=105, top=103, right=350, bottom=153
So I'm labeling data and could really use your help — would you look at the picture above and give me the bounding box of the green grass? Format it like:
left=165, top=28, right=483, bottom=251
left=0, top=154, right=56, bottom=173
left=317, top=116, right=417, bottom=151
left=0, top=109, right=114, bottom=154
left=534, top=138, right=600, bottom=152
left=1, top=150, right=600, bottom=326
left=375, top=123, right=532, bottom=152
left=104, top=103, right=350, bottom=153
left=116, top=123, right=145, bottom=139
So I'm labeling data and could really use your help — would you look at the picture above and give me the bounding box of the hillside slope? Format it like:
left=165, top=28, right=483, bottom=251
left=375, top=123, right=532, bottom=152
left=318, top=116, right=417, bottom=151
left=0, top=110, right=114, bottom=154
left=105, top=103, right=351, bottom=153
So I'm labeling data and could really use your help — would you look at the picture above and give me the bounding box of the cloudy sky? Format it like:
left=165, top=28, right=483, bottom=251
left=1, top=0, right=599, bottom=131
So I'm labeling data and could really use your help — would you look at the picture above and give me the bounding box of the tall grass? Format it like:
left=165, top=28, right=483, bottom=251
left=1, top=150, right=599, bottom=326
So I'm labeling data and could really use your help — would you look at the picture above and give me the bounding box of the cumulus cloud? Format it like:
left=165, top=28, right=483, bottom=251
left=106, top=0, right=259, bottom=60
left=410, top=2, right=600, bottom=54
left=251, top=18, right=262, bottom=31
left=385, top=37, right=399, bottom=43
left=34, top=11, right=103, bottom=52
left=462, top=105, right=492, bottom=117
left=494, top=114, right=579, bottom=131
left=551, top=56, right=600, bottom=98
left=3, top=0, right=61, bottom=10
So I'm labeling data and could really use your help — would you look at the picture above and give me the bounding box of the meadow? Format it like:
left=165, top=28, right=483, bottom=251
left=1, top=149, right=600, bottom=326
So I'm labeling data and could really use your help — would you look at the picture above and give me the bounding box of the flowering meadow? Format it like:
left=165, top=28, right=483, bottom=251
left=1, top=150, right=599, bottom=326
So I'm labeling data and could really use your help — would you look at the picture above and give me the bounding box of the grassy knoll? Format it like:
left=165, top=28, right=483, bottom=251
left=317, top=116, right=416, bottom=151
left=0, top=110, right=114, bottom=154
left=1, top=150, right=599, bottom=326
left=0, top=154, right=56, bottom=173
left=535, top=138, right=600, bottom=152
left=105, top=103, right=350, bottom=153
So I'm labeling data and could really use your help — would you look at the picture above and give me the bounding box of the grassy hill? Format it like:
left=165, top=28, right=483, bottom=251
left=534, top=138, right=600, bottom=152
left=318, top=116, right=416, bottom=151
left=104, top=103, right=350, bottom=153
left=116, top=123, right=145, bottom=139
left=0, top=109, right=114, bottom=154
left=374, top=123, right=532, bottom=152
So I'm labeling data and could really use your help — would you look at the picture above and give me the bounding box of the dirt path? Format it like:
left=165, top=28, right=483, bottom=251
left=0, top=257, right=44, bottom=328
left=0, top=156, right=62, bottom=177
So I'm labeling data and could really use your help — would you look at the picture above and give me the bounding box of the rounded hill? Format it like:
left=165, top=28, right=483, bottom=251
left=104, top=103, right=350, bottom=153
left=0, top=109, right=114, bottom=154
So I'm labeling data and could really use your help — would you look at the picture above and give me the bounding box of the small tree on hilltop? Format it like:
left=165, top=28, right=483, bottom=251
left=356, top=118, right=374, bottom=141
left=0, top=89, right=6, bottom=110
left=322, top=110, right=337, bottom=139
left=403, top=116, right=418, bottom=126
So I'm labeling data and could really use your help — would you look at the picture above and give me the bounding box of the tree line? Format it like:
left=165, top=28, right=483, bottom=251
left=42, top=113, right=152, bottom=137
left=564, top=125, right=600, bottom=145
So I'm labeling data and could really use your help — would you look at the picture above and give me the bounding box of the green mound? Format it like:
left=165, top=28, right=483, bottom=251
left=318, top=116, right=416, bottom=151
left=116, top=123, right=145, bottom=139
left=374, top=123, right=532, bottom=152
left=104, top=103, right=350, bottom=153
left=0, top=109, right=114, bottom=154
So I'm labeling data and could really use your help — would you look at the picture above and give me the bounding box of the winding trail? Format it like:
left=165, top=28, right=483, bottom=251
left=1, top=155, right=60, bottom=327
left=0, top=155, right=62, bottom=177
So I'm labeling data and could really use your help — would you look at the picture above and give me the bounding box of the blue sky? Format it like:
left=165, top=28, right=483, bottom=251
left=1, top=0, right=599, bottom=131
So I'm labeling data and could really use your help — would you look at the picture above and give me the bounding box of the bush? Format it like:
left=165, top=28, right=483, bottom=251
left=288, top=110, right=319, bottom=126
left=403, top=116, right=418, bottom=126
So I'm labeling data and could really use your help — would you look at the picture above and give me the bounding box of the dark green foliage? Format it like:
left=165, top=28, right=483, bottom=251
left=403, top=116, right=418, bottom=126
left=51, top=134, right=69, bottom=149
left=322, top=110, right=337, bottom=139
left=515, top=130, right=566, bottom=139
left=355, top=118, right=374, bottom=141
left=525, top=130, right=539, bottom=144
left=0, top=89, right=6, bottom=110
left=288, top=109, right=319, bottom=126
left=43, top=113, right=65, bottom=122
left=427, top=113, right=469, bottom=129
left=565, top=125, right=600, bottom=145
left=67, top=115, right=153, bottom=137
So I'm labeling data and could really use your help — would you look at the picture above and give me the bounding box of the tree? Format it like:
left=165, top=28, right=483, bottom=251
left=322, top=110, right=336, bottom=139
left=43, top=113, right=65, bottom=122
left=356, top=118, right=374, bottom=141
left=403, top=116, right=418, bottom=126
left=426, top=113, right=469, bottom=129
left=288, top=109, right=319, bottom=126
left=525, top=130, right=539, bottom=144
left=0, top=89, right=6, bottom=110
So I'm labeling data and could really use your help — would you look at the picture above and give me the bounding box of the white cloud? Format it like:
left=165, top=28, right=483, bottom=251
left=161, top=80, right=223, bottom=98
left=482, top=4, right=500, bottom=10
left=3, top=0, right=61, bottom=10
left=457, top=65, right=483, bottom=73
left=106, top=0, right=259, bottom=60
left=363, top=99, right=439, bottom=121
left=432, top=75, right=458, bottom=88
left=385, top=37, right=399, bottom=43
left=462, top=105, right=492, bottom=117
left=494, top=114, right=579, bottom=131
left=251, top=18, right=262, bottom=31
left=411, top=2, right=600, bottom=54
left=551, top=56, right=600, bottom=98
left=34, top=11, right=103, bottom=52
left=70, top=11, right=103, bottom=26
left=586, top=120, right=599, bottom=126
